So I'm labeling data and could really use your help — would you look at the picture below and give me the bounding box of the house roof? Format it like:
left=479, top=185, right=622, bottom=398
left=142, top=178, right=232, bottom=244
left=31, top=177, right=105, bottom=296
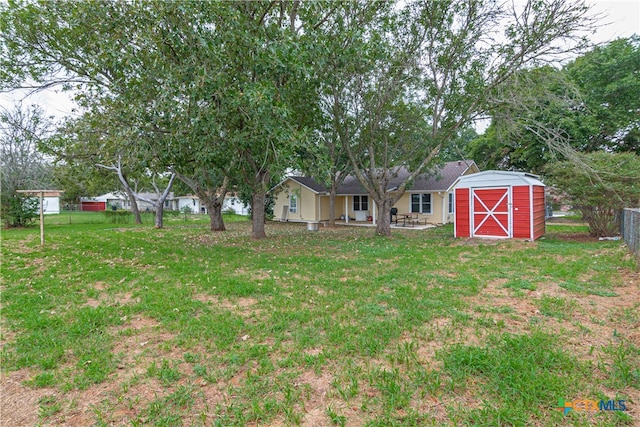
left=338, top=161, right=478, bottom=195
left=274, top=160, right=478, bottom=196
left=291, top=176, right=329, bottom=193
left=410, top=160, right=478, bottom=192
left=270, top=176, right=329, bottom=194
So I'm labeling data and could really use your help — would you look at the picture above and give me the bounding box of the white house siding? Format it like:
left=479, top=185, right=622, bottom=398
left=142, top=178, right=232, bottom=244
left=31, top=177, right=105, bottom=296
left=37, top=196, right=60, bottom=215
left=176, top=197, right=205, bottom=214
left=223, top=196, right=250, bottom=216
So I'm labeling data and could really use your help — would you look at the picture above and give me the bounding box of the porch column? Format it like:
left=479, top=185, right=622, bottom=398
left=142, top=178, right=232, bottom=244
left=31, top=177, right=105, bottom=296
left=372, top=200, right=376, bottom=225
left=345, top=197, right=349, bottom=223
left=441, top=192, right=446, bottom=224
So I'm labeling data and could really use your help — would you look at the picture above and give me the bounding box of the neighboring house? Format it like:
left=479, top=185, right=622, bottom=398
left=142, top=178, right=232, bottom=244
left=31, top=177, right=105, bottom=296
left=173, top=195, right=207, bottom=214
left=222, top=194, right=250, bottom=216
left=81, top=192, right=128, bottom=211
left=81, top=192, right=175, bottom=212
left=171, top=194, right=250, bottom=216
left=272, top=160, right=479, bottom=225
left=40, top=195, right=61, bottom=215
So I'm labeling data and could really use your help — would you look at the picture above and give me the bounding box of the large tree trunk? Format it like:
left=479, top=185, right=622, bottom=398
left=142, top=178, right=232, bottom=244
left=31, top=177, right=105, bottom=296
left=124, top=187, right=142, bottom=224
left=328, top=188, right=337, bottom=227
left=374, top=198, right=393, bottom=237
left=251, top=190, right=267, bottom=239
left=176, top=171, right=228, bottom=232
left=154, top=203, right=164, bottom=228
left=251, top=170, right=269, bottom=239
left=205, top=199, right=225, bottom=232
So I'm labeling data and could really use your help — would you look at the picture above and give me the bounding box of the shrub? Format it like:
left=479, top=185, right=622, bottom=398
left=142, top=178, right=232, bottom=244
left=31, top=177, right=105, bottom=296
left=546, top=152, right=640, bottom=237
left=1, top=194, right=39, bottom=227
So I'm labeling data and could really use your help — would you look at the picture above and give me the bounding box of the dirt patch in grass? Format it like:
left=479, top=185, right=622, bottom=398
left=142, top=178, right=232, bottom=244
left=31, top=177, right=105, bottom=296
left=0, top=318, right=184, bottom=426
left=0, top=369, right=56, bottom=427
left=84, top=292, right=136, bottom=308
left=193, top=294, right=262, bottom=320
left=7, top=234, right=38, bottom=253
left=549, top=232, right=600, bottom=242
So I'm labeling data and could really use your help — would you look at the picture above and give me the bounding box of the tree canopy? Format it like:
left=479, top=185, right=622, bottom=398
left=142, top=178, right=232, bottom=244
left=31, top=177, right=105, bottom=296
left=1, top=0, right=600, bottom=237
left=467, top=35, right=640, bottom=173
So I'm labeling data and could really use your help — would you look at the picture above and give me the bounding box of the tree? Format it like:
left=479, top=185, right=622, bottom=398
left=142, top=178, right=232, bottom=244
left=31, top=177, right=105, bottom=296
left=545, top=152, right=640, bottom=236
left=51, top=161, right=117, bottom=206
left=305, top=2, right=389, bottom=228
left=1, top=0, right=597, bottom=238
left=468, top=36, right=640, bottom=172
left=0, top=103, right=54, bottom=226
left=565, top=35, right=640, bottom=154
left=319, top=0, right=596, bottom=236
left=175, top=169, right=230, bottom=232
left=467, top=66, right=586, bottom=173
left=1, top=1, right=326, bottom=239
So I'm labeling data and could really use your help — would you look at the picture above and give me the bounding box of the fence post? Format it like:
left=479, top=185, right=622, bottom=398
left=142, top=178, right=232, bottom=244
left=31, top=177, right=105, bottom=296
left=622, top=208, right=640, bottom=260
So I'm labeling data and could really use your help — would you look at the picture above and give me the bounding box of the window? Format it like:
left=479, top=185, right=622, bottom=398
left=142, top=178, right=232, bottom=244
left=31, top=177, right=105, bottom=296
left=353, top=195, right=368, bottom=211
left=411, top=194, right=420, bottom=213
left=448, top=192, right=454, bottom=213
left=410, top=193, right=431, bottom=214
left=289, top=194, right=297, bottom=213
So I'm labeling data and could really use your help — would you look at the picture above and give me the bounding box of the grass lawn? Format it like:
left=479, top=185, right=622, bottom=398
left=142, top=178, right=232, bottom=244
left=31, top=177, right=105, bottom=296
left=1, top=213, right=638, bottom=426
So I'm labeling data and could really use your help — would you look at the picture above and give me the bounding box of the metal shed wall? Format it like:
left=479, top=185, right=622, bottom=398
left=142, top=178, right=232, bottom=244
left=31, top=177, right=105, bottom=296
left=454, top=171, right=545, bottom=240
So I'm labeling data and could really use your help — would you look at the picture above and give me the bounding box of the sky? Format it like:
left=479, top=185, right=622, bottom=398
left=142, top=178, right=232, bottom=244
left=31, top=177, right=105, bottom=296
left=0, top=0, right=638, bottom=121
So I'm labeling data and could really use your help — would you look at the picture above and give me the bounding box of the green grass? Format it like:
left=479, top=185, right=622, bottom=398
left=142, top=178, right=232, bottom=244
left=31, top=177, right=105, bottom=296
left=1, top=218, right=638, bottom=426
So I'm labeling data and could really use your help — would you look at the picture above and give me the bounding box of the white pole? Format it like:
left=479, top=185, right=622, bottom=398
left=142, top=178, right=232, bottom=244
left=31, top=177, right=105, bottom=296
left=39, top=191, right=44, bottom=246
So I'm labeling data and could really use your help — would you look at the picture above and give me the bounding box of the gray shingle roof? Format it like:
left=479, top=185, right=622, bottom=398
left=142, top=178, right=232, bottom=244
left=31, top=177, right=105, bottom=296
left=409, top=160, right=477, bottom=192
left=283, top=160, right=476, bottom=195
left=337, top=161, right=476, bottom=194
left=289, top=176, right=328, bottom=193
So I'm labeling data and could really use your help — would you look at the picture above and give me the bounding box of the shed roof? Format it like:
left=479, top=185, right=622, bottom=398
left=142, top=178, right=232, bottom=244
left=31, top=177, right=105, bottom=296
left=453, top=170, right=544, bottom=189
left=16, top=190, right=64, bottom=197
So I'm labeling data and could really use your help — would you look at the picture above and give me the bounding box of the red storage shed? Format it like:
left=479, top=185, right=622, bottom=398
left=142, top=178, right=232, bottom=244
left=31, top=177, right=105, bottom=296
left=454, top=171, right=545, bottom=240
left=80, top=201, right=106, bottom=212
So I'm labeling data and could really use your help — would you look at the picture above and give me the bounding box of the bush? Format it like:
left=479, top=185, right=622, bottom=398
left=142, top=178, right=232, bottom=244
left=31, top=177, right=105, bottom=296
left=546, top=152, right=640, bottom=237
left=1, top=195, right=39, bottom=227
